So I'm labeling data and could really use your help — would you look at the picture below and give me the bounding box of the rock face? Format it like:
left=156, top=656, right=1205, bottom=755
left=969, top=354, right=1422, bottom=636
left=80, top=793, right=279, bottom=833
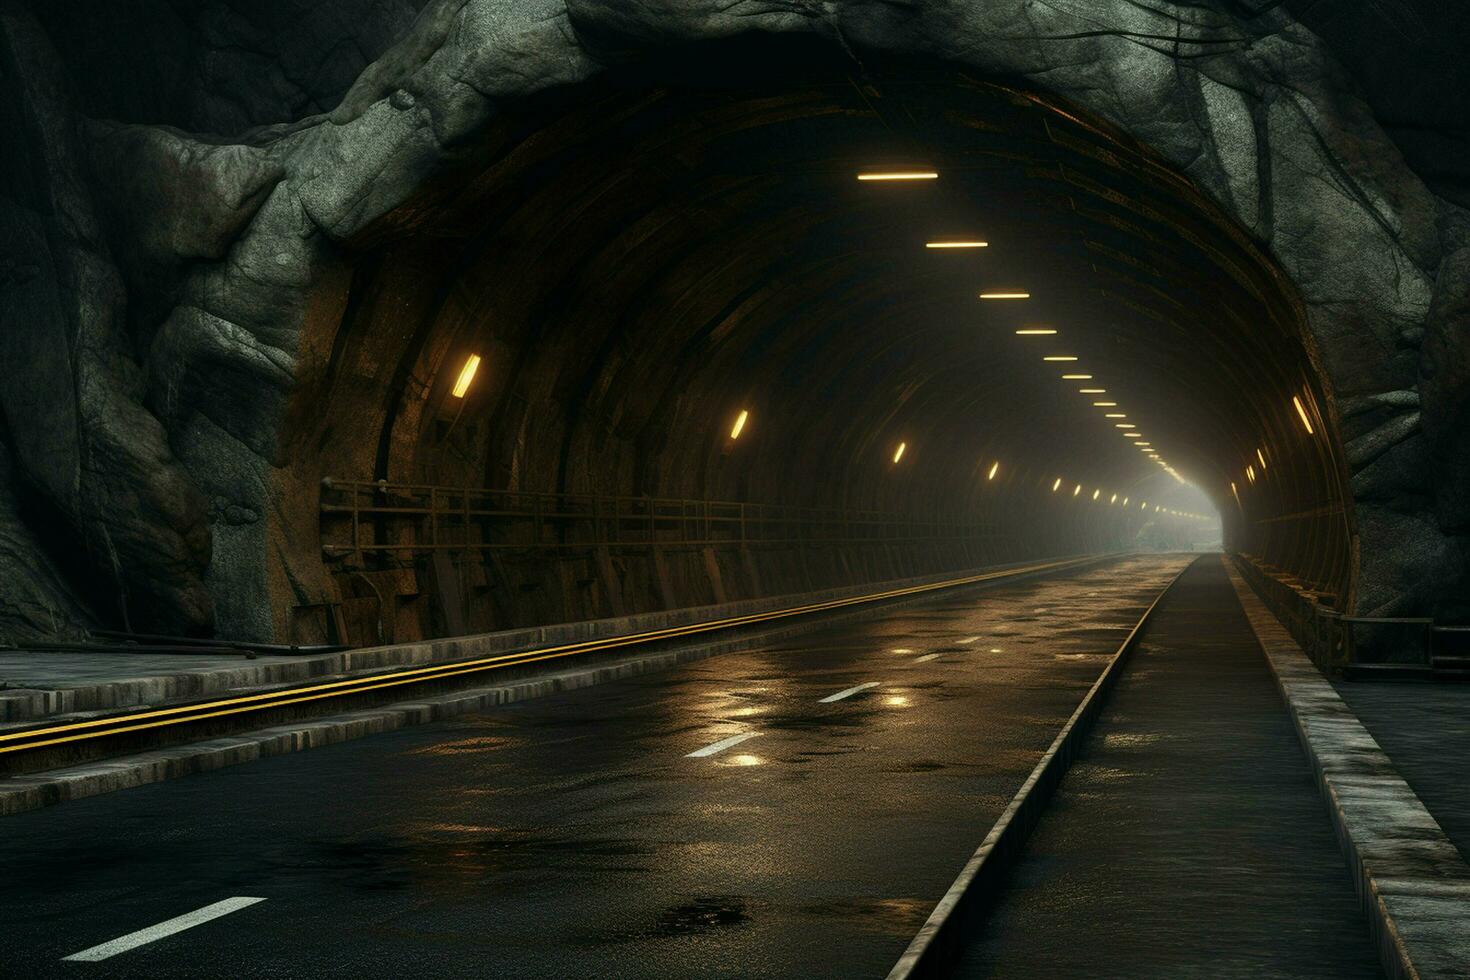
left=0, top=0, right=1466, bottom=640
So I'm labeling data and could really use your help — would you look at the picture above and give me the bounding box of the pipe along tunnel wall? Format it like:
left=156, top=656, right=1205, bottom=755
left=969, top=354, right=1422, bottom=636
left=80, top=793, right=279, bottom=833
left=1, top=8, right=1466, bottom=646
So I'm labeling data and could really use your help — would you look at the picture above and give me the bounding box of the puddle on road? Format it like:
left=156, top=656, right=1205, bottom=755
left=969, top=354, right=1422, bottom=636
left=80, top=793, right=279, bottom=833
left=654, top=895, right=752, bottom=935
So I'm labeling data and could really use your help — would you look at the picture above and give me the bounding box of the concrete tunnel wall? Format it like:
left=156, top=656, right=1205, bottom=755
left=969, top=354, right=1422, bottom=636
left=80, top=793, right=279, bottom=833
left=1, top=2, right=1466, bottom=644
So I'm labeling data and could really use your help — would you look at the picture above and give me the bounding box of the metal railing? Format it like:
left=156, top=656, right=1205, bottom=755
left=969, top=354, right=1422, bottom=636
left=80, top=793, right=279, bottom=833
left=319, top=479, right=1013, bottom=563
left=1231, top=553, right=1452, bottom=672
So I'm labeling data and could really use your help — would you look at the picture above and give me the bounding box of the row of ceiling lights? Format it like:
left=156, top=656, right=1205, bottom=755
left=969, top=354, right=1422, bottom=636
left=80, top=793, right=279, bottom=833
left=852, top=169, right=1189, bottom=484
left=855, top=167, right=1323, bottom=517
left=730, top=412, right=1206, bottom=519
left=438, top=168, right=1320, bottom=527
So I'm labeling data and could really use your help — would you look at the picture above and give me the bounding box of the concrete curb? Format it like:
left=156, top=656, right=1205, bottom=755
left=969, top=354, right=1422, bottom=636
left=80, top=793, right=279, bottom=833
left=0, top=555, right=1096, bottom=726
left=884, top=556, right=1198, bottom=980
left=0, top=554, right=1117, bottom=817
left=1226, top=560, right=1470, bottom=980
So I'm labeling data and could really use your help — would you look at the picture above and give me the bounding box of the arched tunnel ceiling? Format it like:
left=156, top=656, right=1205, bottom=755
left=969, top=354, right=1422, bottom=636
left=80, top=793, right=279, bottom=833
left=349, top=54, right=1325, bottom=496
left=299, top=47, right=1350, bottom=620
left=2, top=3, right=1467, bottom=643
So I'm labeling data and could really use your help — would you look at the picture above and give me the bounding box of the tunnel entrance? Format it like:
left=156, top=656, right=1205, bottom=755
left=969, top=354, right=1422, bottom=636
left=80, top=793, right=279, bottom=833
left=283, top=38, right=1352, bottom=645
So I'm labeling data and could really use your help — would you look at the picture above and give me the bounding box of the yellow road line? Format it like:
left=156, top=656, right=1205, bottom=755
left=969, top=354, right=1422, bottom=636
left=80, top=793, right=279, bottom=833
left=0, top=555, right=1100, bottom=755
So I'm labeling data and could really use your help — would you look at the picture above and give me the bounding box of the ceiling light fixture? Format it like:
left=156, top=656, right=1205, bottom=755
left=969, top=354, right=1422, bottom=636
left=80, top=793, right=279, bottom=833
left=451, top=354, right=482, bottom=399
left=859, top=171, right=938, bottom=180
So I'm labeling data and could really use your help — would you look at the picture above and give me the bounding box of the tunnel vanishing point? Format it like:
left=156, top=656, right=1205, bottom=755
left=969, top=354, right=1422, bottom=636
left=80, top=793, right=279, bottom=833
left=1, top=1, right=1467, bottom=648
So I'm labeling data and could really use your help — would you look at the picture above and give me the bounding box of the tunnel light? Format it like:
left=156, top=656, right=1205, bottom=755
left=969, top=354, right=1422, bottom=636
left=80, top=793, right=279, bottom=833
left=1043, top=355, right=1078, bottom=362
left=1092, top=401, right=1116, bottom=407
left=1293, top=395, right=1315, bottom=434
left=980, top=292, right=1031, bottom=300
left=1105, top=413, right=1127, bottom=419
left=1113, top=423, right=1133, bottom=429
left=1155, top=505, right=1161, bottom=512
left=1110, top=493, right=1117, bottom=504
left=987, top=461, right=1000, bottom=480
left=1246, top=464, right=1256, bottom=483
left=1079, top=388, right=1105, bottom=394
left=1141, top=501, right=1147, bottom=509
left=1231, top=482, right=1242, bottom=507
left=1015, top=328, right=1057, bottom=335
left=1073, top=484, right=1082, bottom=497
left=893, top=442, right=907, bottom=464
left=1257, top=448, right=1267, bottom=471
left=730, top=410, right=749, bottom=440
left=1061, top=374, right=1092, bottom=380
left=451, top=354, right=482, bottom=398
left=926, top=240, right=987, bottom=248
left=1134, top=441, right=1150, bottom=446
left=1092, top=489, right=1101, bottom=501
left=858, top=171, right=938, bottom=181
left=1122, top=497, right=1129, bottom=506
left=1123, top=432, right=1141, bottom=438
left=1052, top=477, right=1062, bottom=492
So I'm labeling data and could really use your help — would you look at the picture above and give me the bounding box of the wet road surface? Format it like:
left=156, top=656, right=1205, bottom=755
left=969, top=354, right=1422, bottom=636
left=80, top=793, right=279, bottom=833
left=0, top=554, right=1264, bottom=978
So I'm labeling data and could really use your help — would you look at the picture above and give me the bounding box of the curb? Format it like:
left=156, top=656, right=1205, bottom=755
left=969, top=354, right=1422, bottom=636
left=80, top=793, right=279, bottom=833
left=0, top=554, right=1117, bottom=817
left=885, top=556, right=1198, bottom=979
left=1226, top=560, right=1470, bottom=980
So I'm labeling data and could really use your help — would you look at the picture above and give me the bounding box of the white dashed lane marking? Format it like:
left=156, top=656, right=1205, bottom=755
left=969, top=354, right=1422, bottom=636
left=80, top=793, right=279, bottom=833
left=62, top=897, right=267, bottom=962
left=819, top=682, right=882, bottom=703
left=686, top=732, right=762, bottom=758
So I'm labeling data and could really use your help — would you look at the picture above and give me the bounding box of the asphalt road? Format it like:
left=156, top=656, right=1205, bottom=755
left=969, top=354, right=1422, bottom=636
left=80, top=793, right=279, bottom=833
left=0, top=554, right=1247, bottom=978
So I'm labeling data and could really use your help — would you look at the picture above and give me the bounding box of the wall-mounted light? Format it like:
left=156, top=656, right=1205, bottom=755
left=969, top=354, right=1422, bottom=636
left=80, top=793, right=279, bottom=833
left=1110, top=493, right=1117, bottom=504
left=893, top=442, right=907, bottom=464
left=1245, top=464, right=1255, bottom=483
left=1043, top=356, right=1078, bottom=362
left=1293, top=395, right=1315, bottom=434
left=1106, top=413, right=1127, bottom=419
left=1016, top=328, right=1057, bottom=335
left=1079, top=388, right=1106, bottom=394
left=1062, top=374, right=1093, bottom=380
left=1256, top=448, right=1267, bottom=471
left=1122, top=497, right=1129, bottom=506
left=1092, top=488, right=1101, bottom=501
left=980, top=291, right=1031, bottom=300
left=1052, top=477, right=1062, bottom=492
left=926, top=240, right=986, bottom=248
left=859, top=171, right=938, bottom=181
left=451, top=354, right=482, bottom=399
left=1073, top=484, right=1082, bottom=496
left=1093, top=401, right=1117, bottom=407
left=987, top=461, right=1000, bottom=480
left=730, top=410, right=749, bottom=440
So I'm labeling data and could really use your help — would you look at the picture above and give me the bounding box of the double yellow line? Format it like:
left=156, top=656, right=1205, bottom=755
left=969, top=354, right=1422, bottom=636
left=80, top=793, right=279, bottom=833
left=0, top=556, right=1099, bottom=758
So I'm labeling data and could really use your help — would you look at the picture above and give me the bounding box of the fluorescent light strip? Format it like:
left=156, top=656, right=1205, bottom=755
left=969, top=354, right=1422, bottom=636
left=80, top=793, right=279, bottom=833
left=858, top=171, right=937, bottom=180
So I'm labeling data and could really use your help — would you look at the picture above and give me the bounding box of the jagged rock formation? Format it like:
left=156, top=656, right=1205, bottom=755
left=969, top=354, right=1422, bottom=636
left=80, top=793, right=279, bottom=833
left=0, top=0, right=1465, bottom=641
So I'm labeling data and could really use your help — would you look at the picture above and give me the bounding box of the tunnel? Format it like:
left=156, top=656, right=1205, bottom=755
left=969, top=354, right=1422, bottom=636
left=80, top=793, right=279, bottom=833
left=7, top=7, right=1470, bottom=979
left=262, top=41, right=1347, bottom=645
left=1, top=2, right=1464, bottom=647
